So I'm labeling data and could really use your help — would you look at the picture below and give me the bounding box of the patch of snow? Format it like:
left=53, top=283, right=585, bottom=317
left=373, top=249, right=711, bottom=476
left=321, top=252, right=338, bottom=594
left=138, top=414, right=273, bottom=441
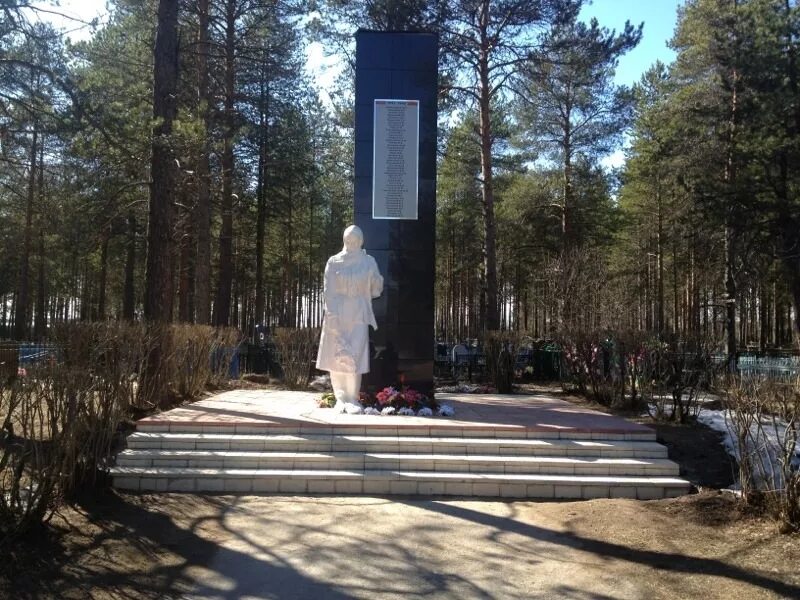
left=696, top=408, right=800, bottom=491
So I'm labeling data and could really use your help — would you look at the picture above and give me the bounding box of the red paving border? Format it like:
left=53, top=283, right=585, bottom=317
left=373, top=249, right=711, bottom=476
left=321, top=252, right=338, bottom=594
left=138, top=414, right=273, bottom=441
left=137, top=390, right=653, bottom=435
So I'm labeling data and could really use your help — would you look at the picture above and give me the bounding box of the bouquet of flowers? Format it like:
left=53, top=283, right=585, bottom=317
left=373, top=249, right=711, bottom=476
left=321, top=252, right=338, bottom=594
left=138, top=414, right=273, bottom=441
left=320, top=385, right=455, bottom=417
left=375, top=386, right=400, bottom=406
left=366, top=385, right=438, bottom=413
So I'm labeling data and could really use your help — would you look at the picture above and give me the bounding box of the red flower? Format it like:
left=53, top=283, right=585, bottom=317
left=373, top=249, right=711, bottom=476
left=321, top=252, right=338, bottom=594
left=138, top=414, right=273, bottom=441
left=376, top=386, right=399, bottom=405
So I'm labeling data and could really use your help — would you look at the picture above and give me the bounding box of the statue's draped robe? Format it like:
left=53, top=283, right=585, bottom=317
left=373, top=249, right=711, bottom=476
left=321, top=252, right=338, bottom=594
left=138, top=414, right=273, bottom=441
left=316, top=249, right=383, bottom=375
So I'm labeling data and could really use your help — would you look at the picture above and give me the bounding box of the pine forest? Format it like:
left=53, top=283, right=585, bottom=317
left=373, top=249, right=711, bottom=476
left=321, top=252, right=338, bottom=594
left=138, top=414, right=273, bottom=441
left=0, top=0, right=798, bottom=360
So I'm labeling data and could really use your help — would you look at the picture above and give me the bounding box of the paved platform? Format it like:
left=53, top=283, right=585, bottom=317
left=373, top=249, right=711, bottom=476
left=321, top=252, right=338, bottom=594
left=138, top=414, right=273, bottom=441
left=115, top=389, right=689, bottom=499
left=138, top=389, right=655, bottom=437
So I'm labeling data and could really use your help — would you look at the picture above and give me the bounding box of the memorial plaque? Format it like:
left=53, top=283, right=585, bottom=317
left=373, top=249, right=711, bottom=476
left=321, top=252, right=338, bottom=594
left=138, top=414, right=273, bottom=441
left=372, top=99, right=419, bottom=220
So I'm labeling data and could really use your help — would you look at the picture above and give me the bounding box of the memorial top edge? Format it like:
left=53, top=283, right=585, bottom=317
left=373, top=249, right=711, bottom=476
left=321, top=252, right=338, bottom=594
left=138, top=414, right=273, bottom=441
left=356, top=28, right=438, bottom=39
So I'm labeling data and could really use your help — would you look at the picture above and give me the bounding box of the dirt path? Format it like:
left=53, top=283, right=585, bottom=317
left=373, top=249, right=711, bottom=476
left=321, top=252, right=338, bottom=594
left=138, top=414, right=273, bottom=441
left=5, top=490, right=798, bottom=599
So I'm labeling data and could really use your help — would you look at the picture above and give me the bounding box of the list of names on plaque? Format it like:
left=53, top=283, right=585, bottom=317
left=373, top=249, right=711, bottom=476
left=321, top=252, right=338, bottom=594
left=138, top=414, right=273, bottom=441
left=372, top=99, right=419, bottom=220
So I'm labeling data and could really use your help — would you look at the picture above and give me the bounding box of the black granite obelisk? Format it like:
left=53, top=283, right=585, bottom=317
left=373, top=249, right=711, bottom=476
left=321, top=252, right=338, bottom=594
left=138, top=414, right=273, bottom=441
left=354, top=30, right=438, bottom=396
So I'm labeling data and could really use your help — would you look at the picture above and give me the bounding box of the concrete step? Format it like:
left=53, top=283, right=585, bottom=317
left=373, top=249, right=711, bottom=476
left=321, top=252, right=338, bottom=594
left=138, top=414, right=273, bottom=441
left=136, top=422, right=656, bottom=441
left=115, top=449, right=680, bottom=476
left=126, top=433, right=669, bottom=458
left=110, top=466, right=690, bottom=499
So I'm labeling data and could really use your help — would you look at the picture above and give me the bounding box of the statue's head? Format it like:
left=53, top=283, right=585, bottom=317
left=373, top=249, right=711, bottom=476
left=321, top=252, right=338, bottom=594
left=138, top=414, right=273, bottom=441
left=343, top=225, right=364, bottom=251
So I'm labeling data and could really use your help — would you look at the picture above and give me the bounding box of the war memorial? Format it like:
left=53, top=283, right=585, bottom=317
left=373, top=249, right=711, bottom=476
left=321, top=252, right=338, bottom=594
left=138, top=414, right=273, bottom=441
left=110, top=32, right=689, bottom=501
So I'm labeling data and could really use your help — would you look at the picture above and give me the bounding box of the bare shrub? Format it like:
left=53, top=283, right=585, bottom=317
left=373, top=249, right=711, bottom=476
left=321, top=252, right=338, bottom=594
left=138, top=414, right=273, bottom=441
left=43, top=323, right=150, bottom=486
left=724, top=376, right=800, bottom=532
left=136, top=323, right=174, bottom=410
left=135, top=324, right=243, bottom=409
left=0, top=321, right=244, bottom=544
left=170, top=325, right=242, bottom=399
left=169, top=325, right=214, bottom=399
left=484, top=331, right=519, bottom=394
left=614, top=330, right=649, bottom=410
left=273, top=328, right=319, bottom=390
left=207, top=327, right=243, bottom=388
left=0, top=323, right=146, bottom=543
left=639, top=336, right=715, bottom=424
left=558, top=331, right=714, bottom=415
left=559, top=330, right=623, bottom=406
left=559, top=330, right=593, bottom=397
left=1, top=375, right=65, bottom=540
left=0, top=345, right=18, bottom=384
left=639, top=340, right=672, bottom=420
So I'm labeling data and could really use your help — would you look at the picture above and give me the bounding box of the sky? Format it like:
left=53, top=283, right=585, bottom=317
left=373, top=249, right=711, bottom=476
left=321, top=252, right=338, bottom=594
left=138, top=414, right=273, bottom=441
left=33, top=0, right=682, bottom=167
left=581, top=0, right=680, bottom=86
left=29, top=0, right=109, bottom=40
left=38, top=0, right=680, bottom=86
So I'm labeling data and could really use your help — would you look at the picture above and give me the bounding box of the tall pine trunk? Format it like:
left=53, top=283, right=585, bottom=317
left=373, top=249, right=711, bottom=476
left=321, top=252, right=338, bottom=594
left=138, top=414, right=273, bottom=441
left=123, top=212, right=136, bottom=321
left=194, top=0, right=212, bottom=325
left=34, top=140, right=46, bottom=338
left=178, top=193, right=195, bottom=322
left=777, top=0, right=800, bottom=348
left=477, top=0, right=499, bottom=332
left=14, top=121, right=37, bottom=340
left=657, top=185, right=665, bottom=336
left=213, top=0, right=236, bottom=327
left=143, top=0, right=180, bottom=409
left=34, top=229, right=46, bottom=338
left=144, top=0, right=179, bottom=323
left=254, top=78, right=268, bottom=330
left=98, top=229, right=109, bottom=320
left=724, top=66, right=739, bottom=372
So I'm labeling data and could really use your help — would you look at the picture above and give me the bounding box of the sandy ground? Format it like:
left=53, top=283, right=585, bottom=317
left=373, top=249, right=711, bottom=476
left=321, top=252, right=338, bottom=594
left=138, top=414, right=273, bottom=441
left=4, top=490, right=799, bottom=600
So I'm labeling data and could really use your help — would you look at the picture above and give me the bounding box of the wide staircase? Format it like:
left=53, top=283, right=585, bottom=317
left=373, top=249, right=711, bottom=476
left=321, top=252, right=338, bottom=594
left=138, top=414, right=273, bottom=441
left=111, top=420, right=690, bottom=499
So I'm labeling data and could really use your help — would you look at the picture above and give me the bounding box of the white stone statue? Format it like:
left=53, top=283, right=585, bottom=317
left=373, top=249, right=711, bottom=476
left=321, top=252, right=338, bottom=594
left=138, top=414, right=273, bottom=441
left=316, top=225, right=383, bottom=414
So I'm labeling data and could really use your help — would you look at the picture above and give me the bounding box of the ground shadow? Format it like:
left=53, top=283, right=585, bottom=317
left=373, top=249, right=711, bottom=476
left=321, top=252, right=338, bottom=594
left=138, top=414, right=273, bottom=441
left=403, top=499, right=800, bottom=598
left=8, top=490, right=498, bottom=600
left=8, top=491, right=361, bottom=600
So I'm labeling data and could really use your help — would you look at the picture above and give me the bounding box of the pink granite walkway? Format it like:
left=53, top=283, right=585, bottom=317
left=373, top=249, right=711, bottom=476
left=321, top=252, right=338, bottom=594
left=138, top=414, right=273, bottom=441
left=138, top=390, right=652, bottom=436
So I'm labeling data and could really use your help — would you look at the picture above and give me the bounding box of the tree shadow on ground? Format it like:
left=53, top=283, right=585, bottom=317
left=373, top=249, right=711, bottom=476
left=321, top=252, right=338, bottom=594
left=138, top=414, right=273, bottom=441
left=8, top=490, right=497, bottom=600
left=8, top=489, right=798, bottom=599
left=402, top=499, right=800, bottom=598
left=3, top=491, right=355, bottom=599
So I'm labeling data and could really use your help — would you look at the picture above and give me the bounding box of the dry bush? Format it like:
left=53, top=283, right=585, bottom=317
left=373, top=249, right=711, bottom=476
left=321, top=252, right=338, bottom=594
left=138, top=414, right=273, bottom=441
left=558, top=331, right=714, bottom=414
left=207, top=327, right=242, bottom=388
left=0, top=322, right=244, bottom=544
left=0, top=345, right=18, bottom=383
left=50, top=323, right=148, bottom=479
left=52, top=322, right=152, bottom=412
left=640, top=336, right=715, bottom=424
left=484, top=331, right=519, bottom=394
left=170, top=325, right=217, bottom=399
left=558, top=330, right=620, bottom=406
left=0, top=323, right=145, bottom=543
left=559, top=330, right=594, bottom=397
left=169, top=325, right=242, bottom=399
left=724, top=376, right=800, bottom=532
left=273, top=328, right=319, bottom=390
left=136, top=324, right=243, bottom=409
left=1, top=375, right=65, bottom=540
left=613, top=330, right=649, bottom=409
left=136, top=323, right=174, bottom=410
